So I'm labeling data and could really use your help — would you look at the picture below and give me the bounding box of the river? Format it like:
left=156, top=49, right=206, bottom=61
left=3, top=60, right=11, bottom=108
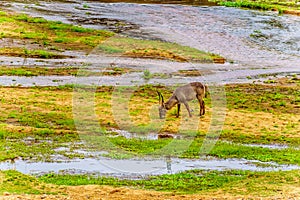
left=0, top=0, right=299, bottom=86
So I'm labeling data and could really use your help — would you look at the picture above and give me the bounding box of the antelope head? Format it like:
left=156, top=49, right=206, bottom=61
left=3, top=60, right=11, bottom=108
left=157, top=91, right=167, bottom=119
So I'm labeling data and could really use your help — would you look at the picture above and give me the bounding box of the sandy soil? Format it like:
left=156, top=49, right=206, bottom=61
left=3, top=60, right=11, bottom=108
left=1, top=184, right=300, bottom=200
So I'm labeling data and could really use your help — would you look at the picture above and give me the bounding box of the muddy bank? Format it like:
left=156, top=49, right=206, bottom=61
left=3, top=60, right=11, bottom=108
left=0, top=61, right=298, bottom=86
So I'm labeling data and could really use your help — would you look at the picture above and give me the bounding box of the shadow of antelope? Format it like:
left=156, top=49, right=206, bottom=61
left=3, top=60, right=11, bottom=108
left=157, top=82, right=207, bottom=119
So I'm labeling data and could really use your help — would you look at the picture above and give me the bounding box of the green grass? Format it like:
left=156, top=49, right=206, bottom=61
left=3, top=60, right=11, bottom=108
left=1, top=124, right=299, bottom=165
left=0, top=66, right=137, bottom=77
left=81, top=135, right=300, bottom=165
left=0, top=170, right=59, bottom=195
left=220, top=128, right=299, bottom=145
left=209, top=141, right=300, bottom=164
left=0, top=125, right=81, bottom=162
left=225, top=84, right=300, bottom=114
left=214, top=0, right=300, bottom=14
left=218, top=1, right=274, bottom=10
left=0, top=169, right=299, bottom=197
left=39, top=170, right=300, bottom=195
left=0, top=47, right=68, bottom=59
left=0, top=66, right=79, bottom=76
left=0, top=10, right=114, bottom=51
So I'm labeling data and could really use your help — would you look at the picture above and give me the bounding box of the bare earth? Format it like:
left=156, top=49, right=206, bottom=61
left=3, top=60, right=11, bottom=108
left=1, top=184, right=300, bottom=200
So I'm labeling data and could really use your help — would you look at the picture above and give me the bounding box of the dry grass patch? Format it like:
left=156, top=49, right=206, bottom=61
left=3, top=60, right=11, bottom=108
left=124, top=48, right=188, bottom=62
left=98, top=36, right=224, bottom=63
left=221, top=110, right=300, bottom=145
left=0, top=83, right=299, bottom=144
left=224, top=110, right=300, bottom=138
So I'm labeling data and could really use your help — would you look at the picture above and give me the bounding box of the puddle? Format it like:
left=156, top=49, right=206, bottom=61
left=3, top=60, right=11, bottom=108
left=242, top=143, right=300, bottom=150
left=107, top=129, right=158, bottom=140
left=242, top=143, right=291, bottom=150
left=107, top=129, right=181, bottom=140
left=223, top=141, right=299, bottom=150
left=1, top=156, right=299, bottom=179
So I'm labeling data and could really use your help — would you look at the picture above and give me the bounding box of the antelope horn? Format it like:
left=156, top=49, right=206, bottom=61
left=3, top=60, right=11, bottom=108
left=160, top=93, right=164, bottom=104
left=157, top=91, right=164, bottom=104
left=157, top=91, right=161, bottom=103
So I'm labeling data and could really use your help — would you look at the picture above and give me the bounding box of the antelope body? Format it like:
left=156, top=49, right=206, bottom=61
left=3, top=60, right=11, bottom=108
left=157, top=82, right=207, bottom=119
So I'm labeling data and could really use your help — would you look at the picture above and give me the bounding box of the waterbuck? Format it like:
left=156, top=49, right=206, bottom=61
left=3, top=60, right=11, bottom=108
left=157, top=82, right=207, bottom=119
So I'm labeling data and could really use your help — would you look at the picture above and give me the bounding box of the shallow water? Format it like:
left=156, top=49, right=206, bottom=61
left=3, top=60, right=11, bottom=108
left=84, top=0, right=218, bottom=6
left=1, top=0, right=299, bottom=86
left=0, top=63, right=298, bottom=86
left=1, top=156, right=299, bottom=178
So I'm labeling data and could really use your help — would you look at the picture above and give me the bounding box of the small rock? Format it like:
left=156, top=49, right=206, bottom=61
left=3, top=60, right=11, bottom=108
left=109, top=189, right=121, bottom=194
left=3, top=192, right=10, bottom=196
left=158, top=134, right=174, bottom=139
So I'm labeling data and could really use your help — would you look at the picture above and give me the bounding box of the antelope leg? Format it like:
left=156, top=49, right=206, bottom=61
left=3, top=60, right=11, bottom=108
left=203, top=100, right=205, bottom=115
left=183, top=102, right=192, bottom=117
left=177, top=103, right=181, bottom=117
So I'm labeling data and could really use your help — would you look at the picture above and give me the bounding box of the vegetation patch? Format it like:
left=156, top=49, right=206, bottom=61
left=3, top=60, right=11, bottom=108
left=213, top=0, right=300, bottom=15
left=0, top=170, right=60, bottom=195
left=0, top=77, right=298, bottom=163
left=98, top=36, right=224, bottom=63
left=0, top=47, right=71, bottom=59
left=39, top=170, right=300, bottom=196
left=0, top=66, right=79, bottom=76
left=225, top=83, right=300, bottom=114
left=0, top=78, right=298, bottom=143
left=0, top=10, right=114, bottom=52
left=90, top=135, right=300, bottom=164
left=172, top=69, right=213, bottom=77
left=0, top=66, right=138, bottom=77
left=0, top=124, right=81, bottom=162
left=1, top=169, right=299, bottom=198
left=124, top=48, right=189, bottom=62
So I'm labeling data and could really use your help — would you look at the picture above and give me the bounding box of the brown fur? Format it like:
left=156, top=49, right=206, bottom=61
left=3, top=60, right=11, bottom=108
left=158, top=82, right=207, bottom=118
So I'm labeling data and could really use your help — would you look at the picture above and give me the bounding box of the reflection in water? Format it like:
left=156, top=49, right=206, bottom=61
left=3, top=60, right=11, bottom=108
left=166, top=155, right=172, bottom=174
